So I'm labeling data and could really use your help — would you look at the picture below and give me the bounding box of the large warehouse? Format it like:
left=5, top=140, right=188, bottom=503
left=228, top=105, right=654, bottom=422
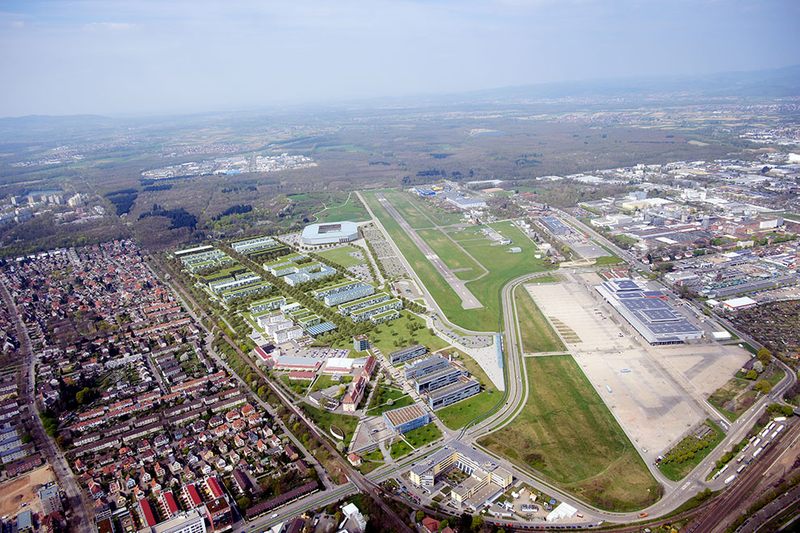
left=595, top=278, right=703, bottom=344
left=301, top=221, right=359, bottom=246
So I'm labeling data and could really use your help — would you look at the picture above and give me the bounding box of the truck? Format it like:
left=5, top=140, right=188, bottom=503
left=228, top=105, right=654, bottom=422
left=753, top=447, right=764, bottom=458
left=736, top=464, right=746, bottom=474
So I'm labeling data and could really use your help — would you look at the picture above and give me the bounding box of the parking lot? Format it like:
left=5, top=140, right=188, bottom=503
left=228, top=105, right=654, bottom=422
left=525, top=273, right=749, bottom=460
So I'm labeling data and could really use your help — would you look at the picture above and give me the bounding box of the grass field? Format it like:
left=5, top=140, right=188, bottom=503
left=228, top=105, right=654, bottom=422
left=478, top=356, right=661, bottom=512
left=318, top=246, right=366, bottom=268
left=278, top=373, right=311, bottom=396
left=362, top=191, right=467, bottom=320
left=367, top=382, right=415, bottom=415
left=358, top=448, right=385, bottom=474
left=595, top=255, right=625, bottom=266
left=364, top=191, right=553, bottom=331
left=384, top=190, right=464, bottom=228
left=390, top=423, right=443, bottom=459
left=366, top=311, right=450, bottom=355
left=301, top=403, right=359, bottom=443
left=315, top=193, right=369, bottom=223
left=514, top=285, right=565, bottom=353
left=658, top=420, right=724, bottom=481
left=417, top=228, right=484, bottom=280
left=310, top=374, right=352, bottom=394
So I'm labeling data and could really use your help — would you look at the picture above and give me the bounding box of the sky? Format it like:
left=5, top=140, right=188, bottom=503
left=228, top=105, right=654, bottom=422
left=0, top=0, right=799, bottom=117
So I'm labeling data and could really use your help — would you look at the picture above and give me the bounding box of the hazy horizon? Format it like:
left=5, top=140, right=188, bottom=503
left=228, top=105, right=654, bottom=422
left=1, top=0, right=799, bottom=117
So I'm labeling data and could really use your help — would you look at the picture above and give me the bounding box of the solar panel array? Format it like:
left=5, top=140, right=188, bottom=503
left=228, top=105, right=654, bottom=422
left=597, top=278, right=702, bottom=344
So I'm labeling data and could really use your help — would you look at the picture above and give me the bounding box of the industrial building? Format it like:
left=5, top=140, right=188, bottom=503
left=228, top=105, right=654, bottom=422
left=383, top=403, right=431, bottom=434
left=301, top=221, right=360, bottom=246
left=409, top=440, right=513, bottom=510
left=595, top=278, right=703, bottom=344
left=389, top=344, right=428, bottom=365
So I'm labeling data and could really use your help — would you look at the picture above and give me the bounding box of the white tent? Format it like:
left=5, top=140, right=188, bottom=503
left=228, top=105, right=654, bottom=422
left=546, top=502, right=578, bottom=522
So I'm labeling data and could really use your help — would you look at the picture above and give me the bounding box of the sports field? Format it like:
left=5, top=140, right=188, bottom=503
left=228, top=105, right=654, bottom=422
left=478, top=355, right=661, bottom=512
left=514, top=284, right=565, bottom=353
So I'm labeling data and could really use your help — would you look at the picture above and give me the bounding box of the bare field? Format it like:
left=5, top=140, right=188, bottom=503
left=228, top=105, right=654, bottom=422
left=0, top=465, right=55, bottom=517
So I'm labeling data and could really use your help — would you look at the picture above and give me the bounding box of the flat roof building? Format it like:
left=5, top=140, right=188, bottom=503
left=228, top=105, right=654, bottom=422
left=389, top=345, right=428, bottom=365
left=383, top=403, right=431, bottom=434
left=596, top=278, right=703, bottom=345
left=404, top=355, right=449, bottom=381
left=428, top=378, right=481, bottom=410
left=409, top=440, right=512, bottom=510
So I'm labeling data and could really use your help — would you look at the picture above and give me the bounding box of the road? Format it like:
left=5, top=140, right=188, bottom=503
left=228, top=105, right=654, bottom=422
left=0, top=276, right=94, bottom=531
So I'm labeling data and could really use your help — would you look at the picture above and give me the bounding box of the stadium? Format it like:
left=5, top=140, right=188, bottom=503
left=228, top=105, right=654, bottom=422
left=301, top=221, right=359, bottom=246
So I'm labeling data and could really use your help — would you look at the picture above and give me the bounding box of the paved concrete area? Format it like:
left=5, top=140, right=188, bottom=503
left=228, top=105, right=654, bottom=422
left=524, top=274, right=749, bottom=461
left=377, top=193, right=483, bottom=309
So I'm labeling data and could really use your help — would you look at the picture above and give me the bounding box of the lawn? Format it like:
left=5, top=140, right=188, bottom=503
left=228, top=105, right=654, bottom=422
left=514, top=285, right=565, bottom=353
left=310, top=374, right=352, bottom=394
left=366, top=310, right=450, bottom=355
left=301, top=403, right=359, bottom=443
left=437, top=390, right=499, bottom=430
left=278, top=373, right=311, bottom=396
left=358, top=448, right=385, bottom=474
left=367, top=381, right=415, bottom=415
left=390, top=423, right=443, bottom=459
left=658, top=420, right=725, bottom=481
left=317, top=246, right=366, bottom=268
left=478, top=355, right=661, bottom=512
left=314, top=193, right=370, bottom=223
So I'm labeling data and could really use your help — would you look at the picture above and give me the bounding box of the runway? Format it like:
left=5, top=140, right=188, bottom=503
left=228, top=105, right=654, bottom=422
left=376, top=193, right=483, bottom=309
